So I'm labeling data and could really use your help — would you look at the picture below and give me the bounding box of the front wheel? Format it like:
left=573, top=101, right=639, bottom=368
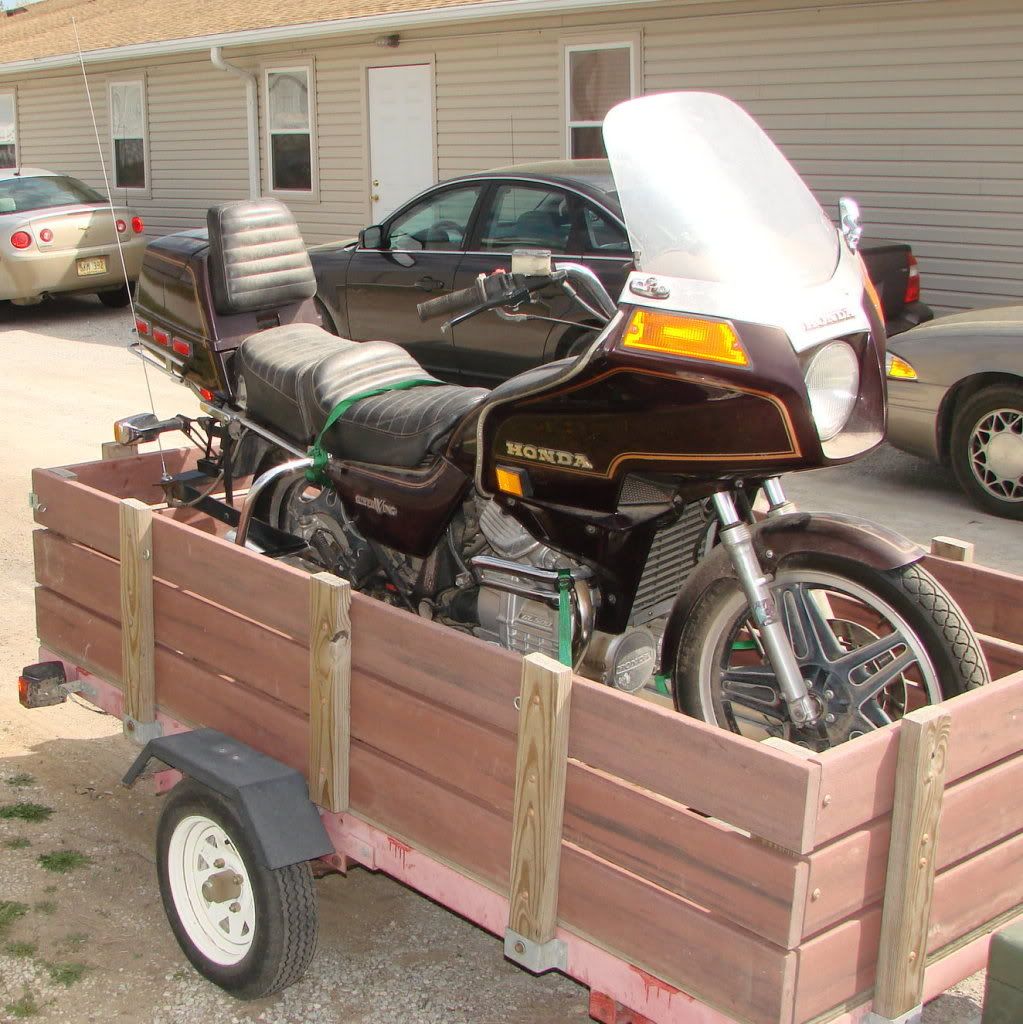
left=156, top=780, right=318, bottom=999
left=673, top=556, right=988, bottom=747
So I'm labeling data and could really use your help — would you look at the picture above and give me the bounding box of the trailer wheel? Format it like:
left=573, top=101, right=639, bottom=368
left=156, top=780, right=318, bottom=999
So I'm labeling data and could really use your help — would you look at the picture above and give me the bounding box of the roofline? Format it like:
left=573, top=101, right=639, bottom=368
left=0, top=0, right=667, bottom=76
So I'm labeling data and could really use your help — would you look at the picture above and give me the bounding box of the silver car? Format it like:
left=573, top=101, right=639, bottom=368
left=886, top=306, right=1023, bottom=520
left=0, top=167, right=145, bottom=307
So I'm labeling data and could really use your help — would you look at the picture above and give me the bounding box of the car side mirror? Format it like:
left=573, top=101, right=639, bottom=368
left=360, top=224, right=384, bottom=250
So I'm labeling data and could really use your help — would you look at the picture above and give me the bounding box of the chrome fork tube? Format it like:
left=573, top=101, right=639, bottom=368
left=711, top=490, right=820, bottom=726
left=763, top=476, right=797, bottom=517
left=235, top=458, right=313, bottom=548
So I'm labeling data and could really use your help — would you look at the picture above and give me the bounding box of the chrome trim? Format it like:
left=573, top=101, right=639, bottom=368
left=201, top=403, right=308, bottom=459
left=235, top=458, right=312, bottom=548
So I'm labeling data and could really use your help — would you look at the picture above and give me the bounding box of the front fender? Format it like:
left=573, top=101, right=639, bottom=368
left=659, top=511, right=924, bottom=676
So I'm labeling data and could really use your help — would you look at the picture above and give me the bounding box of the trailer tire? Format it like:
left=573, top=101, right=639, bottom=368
left=156, top=780, right=318, bottom=999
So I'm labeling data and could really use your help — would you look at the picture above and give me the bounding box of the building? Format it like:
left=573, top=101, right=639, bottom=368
left=0, top=0, right=1020, bottom=313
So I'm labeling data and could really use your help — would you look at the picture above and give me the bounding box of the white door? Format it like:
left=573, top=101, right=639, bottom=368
left=367, top=64, right=434, bottom=221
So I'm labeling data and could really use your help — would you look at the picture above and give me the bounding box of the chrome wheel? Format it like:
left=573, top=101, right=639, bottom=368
left=968, top=407, right=1023, bottom=503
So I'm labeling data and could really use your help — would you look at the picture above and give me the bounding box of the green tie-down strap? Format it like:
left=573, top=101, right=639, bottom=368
left=558, top=569, right=574, bottom=667
left=305, top=378, right=441, bottom=483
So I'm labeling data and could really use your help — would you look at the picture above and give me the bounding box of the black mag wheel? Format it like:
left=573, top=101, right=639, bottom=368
left=156, top=780, right=318, bottom=999
left=673, top=555, right=988, bottom=748
left=950, top=384, right=1023, bottom=520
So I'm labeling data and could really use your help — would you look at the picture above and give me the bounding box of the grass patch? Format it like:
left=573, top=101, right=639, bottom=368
left=5, top=991, right=41, bottom=1018
left=47, top=961, right=88, bottom=987
left=38, top=850, right=90, bottom=873
left=59, top=932, right=88, bottom=949
left=4, top=940, right=37, bottom=958
left=0, top=900, right=29, bottom=935
left=42, top=885, right=56, bottom=895
left=0, top=803, right=52, bottom=823
left=5, top=774, right=35, bottom=788
left=2, top=837, right=31, bottom=850
left=32, top=900, right=57, bottom=916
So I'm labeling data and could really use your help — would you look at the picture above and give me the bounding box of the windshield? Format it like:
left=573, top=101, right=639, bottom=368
left=603, top=93, right=839, bottom=289
left=0, top=175, right=107, bottom=214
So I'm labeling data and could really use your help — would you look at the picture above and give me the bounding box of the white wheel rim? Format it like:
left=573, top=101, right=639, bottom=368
left=167, top=814, right=256, bottom=966
left=969, top=407, right=1023, bottom=503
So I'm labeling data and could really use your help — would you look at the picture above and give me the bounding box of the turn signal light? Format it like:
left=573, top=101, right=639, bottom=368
left=495, top=465, right=528, bottom=497
left=904, top=253, right=921, bottom=305
left=886, top=353, right=918, bottom=381
left=172, top=338, right=192, bottom=358
left=131, top=216, right=144, bottom=234
left=10, top=230, right=31, bottom=250
left=622, top=309, right=748, bottom=367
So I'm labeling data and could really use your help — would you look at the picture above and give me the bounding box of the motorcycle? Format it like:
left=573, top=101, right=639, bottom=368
left=119, top=92, right=987, bottom=749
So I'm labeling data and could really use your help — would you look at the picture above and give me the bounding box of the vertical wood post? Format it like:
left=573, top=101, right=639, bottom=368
left=929, top=536, right=975, bottom=563
left=102, top=441, right=138, bottom=461
left=308, top=573, right=351, bottom=813
left=506, top=652, right=572, bottom=971
left=119, top=498, right=156, bottom=736
left=871, top=704, right=952, bottom=1020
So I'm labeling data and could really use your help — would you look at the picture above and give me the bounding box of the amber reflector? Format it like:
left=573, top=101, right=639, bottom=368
left=622, top=309, right=748, bottom=366
left=495, top=465, right=526, bottom=496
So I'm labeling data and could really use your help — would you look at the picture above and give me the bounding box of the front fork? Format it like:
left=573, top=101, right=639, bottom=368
left=711, top=480, right=822, bottom=728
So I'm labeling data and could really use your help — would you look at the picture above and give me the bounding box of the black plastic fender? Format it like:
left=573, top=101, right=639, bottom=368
left=659, top=511, right=924, bottom=676
left=123, top=728, right=332, bottom=869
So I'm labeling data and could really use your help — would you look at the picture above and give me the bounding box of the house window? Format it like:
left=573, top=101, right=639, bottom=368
left=565, top=43, right=634, bottom=159
left=0, top=92, right=17, bottom=168
left=266, top=67, right=314, bottom=192
left=109, top=80, right=147, bottom=189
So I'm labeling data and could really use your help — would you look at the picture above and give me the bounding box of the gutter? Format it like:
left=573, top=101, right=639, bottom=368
left=210, top=47, right=260, bottom=200
left=0, top=0, right=668, bottom=75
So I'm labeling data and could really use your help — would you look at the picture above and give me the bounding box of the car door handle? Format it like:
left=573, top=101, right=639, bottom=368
left=415, top=277, right=445, bottom=292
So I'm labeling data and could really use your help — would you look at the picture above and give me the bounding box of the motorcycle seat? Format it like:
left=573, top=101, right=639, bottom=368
left=236, top=323, right=488, bottom=468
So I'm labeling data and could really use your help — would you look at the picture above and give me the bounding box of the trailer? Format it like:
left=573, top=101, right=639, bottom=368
left=24, top=445, right=1023, bottom=1024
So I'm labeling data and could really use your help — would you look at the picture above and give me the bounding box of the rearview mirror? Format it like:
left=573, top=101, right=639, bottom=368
left=359, top=224, right=384, bottom=250
left=838, top=197, right=863, bottom=252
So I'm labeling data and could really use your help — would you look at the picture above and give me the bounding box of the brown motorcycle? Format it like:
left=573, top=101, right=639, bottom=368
left=120, top=92, right=987, bottom=748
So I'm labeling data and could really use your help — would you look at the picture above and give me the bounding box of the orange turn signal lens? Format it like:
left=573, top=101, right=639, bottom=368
left=622, top=309, right=748, bottom=367
left=495, top=465, right=526, bottom=497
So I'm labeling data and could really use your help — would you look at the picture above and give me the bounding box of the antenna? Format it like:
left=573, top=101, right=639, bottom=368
left=72, top=16, right=167, bottom=478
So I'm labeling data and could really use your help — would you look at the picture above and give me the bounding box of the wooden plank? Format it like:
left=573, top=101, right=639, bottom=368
left=558, top=842, right=798, bottom=1024
left=65, top=447, right=198, bottom=499
left=308, top=573, right=351, bottom=814
left=569, top=676, right=821, bottom=853
left=872, top=705, right=951, bottom=1019
left=929, top=536, right=974, bottom=562
left=101, top=441, right=140, bottom=461
left=922, top=553, right=1023, bottom=642
left=980, top=633, right=1023, bottom=678
left=508, top=653, right=572, bottom=946
left=119, top=498, right=155, bottom=729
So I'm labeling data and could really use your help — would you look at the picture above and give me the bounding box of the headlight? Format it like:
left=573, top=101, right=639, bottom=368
left=885, top=352, right=918, bottom=380
left=804, top=341, right=859, bottom=441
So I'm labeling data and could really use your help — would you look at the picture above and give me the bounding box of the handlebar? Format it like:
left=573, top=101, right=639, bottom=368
left=417, top=270, right=556, bottom=324
left=416, top=284, right=482, bottom=322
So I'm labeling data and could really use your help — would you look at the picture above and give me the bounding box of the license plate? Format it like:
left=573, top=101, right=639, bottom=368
left=76, top=256, right=107, bottom=277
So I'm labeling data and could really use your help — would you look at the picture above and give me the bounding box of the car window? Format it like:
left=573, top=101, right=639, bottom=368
left=478, top=184, right=574, bottom=254
left=582, top=204, right=631, bottom=255
left=386, top=185, right=482, bottom=252
left=0, top=175, right=107, bottom=213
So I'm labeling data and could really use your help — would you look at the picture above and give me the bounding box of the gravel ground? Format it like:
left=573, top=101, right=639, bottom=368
left=0, top=295, right=997, bottom=1024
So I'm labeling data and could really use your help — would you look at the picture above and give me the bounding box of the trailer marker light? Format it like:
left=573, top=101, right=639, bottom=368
left=152, top=327, right=170, bottom=347
left=172, top=338, right=192, bottom=358
left=134, top=317, right=150, bottom=336
left=622, top=309, right=748, bottom=367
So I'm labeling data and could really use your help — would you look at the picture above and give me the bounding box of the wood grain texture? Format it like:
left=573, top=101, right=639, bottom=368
left=872, top=705, right=951, bottom=1019
left=922, top=553, right=1023, bottom=642
left=508, top=653, right=572, bottom=945
left=68, top=448, right=198, bottom=499
left=308, top=573, right=351, bottom=814
left=119, top=498, right=155, bottom=725
left=929, top=537, right=974, bottom=563
left=979, top=633, right=1023, bottom=678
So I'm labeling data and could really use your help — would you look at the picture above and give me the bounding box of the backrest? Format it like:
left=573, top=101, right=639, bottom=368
left=206, top=199, right=317, bottom=316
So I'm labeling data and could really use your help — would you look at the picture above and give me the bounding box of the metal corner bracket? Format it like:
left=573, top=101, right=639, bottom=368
left=123, top=717, right=164, bottom=745
left=504, top=929, right=567, bottom=974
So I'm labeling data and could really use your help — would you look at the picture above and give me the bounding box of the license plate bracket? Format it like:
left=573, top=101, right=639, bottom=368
left=76, top=256, right=108, bottom=277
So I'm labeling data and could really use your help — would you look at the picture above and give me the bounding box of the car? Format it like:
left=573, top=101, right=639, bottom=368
left=0, top=167, right=145, bottom=307
left=310, top=159, right=932, bottom=386
left=885, top=305, right=1023, bottom=519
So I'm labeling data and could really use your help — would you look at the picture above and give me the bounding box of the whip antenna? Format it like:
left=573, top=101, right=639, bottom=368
left=72, top=16, right=167, bottom=478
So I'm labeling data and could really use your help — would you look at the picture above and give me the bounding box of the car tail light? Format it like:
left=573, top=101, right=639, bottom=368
left=39, top=228, right=54, bottom=243
left=904, top=253, right=921, bottom=305
left=172, top=338, right=192, bottom=358
left=131, top=216, right=144, bottom=234
left=152, top=327, right=170, bottom=347
left=116, top=219, right=128, bottom=233
left=10, top=230, right=31, bottom=250
left=134, top=317, right=150, bottom=336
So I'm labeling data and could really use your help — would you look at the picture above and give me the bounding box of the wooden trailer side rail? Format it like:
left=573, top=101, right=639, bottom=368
left=28, top=449, right=1023, bottom=1024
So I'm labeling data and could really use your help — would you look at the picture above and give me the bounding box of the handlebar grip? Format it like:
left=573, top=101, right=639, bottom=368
left=417, top=284, right=480, bottom=322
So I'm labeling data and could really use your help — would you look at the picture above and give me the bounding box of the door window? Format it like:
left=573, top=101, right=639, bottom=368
left=385, top=185, right=481, bottom=251
left=478, top=185, right=575, bottom=253
left=582, top=204, right=631, bottom=255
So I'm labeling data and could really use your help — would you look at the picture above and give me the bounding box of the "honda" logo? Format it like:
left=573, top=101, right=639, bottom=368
left=505, top=441, right=593, bottom=470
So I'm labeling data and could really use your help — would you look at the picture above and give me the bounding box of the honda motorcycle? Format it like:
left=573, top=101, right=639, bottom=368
left=119, top=92, right=987, bottom=749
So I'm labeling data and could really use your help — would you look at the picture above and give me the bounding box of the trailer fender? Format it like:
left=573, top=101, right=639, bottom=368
left=123, top=728, right=332, bottom=869
left=659, top=510, right=924, bottom=676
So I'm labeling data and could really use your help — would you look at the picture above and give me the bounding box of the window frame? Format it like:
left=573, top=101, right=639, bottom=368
left=0, top=89, right=17, bottom=170
left=562, top=39, right=638, bottom=160
left=264, top=63, right=318, bottom=200
left=107, top=77, right=149, bottom=194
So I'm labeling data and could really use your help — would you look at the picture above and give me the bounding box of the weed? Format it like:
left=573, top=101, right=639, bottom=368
left=42, top=885, right=56, bottom=895
left=4, top=940, right=37, bottom=958
left=38, top=850, right=90, bottom=873
left=32, top=900, right=57, bottom=916
left=0, top=803, right=52, bottom=823
left=5, top=991, right=41, bottom=1018
left=60, top=931, right=89, bottom=948
left=0, top=900, right=29, bottom=935
left=47, top=961, right=88, bottom=987
left=5, top=773, right=35, bottom=788
left=2, top=837, right=31, bottom=850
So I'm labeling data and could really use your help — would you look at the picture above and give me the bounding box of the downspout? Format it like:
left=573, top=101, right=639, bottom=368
left=210, top=46, right=260, bottom=200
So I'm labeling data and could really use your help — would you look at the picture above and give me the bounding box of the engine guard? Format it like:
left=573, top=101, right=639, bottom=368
left=658, top=511, right=924, bottom=676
